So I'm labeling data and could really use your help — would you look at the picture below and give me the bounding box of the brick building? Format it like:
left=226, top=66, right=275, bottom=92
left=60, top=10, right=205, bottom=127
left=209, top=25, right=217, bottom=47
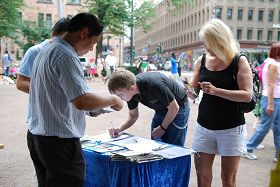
left=134, top=0, right=280, bottom=66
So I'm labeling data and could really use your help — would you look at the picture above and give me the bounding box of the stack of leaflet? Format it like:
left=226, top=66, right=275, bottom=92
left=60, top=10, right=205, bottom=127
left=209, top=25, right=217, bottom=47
left=109, top=136, right=168, bottom=163
left=111, top=151, right=163, bottom=163
left=80, top=134, right=126, bottom=154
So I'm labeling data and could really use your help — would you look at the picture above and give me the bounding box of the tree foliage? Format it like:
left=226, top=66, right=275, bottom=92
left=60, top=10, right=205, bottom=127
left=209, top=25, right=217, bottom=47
left=14, top=23, right=51, bottom=53
left=86, top=0, right=192, bottom=57
left=0, top=0, right=24, bottom=38
left=86, top=0, right=155, bottom=56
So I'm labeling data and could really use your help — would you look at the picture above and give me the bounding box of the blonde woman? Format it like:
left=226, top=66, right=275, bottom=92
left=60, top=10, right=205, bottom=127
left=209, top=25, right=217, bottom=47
left=190, top=19, right=253, bottom=187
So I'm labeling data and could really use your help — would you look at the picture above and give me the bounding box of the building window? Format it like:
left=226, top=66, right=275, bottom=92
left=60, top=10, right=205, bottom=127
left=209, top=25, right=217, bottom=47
left=248, top=9, right=253, bottom=21
left=257, top=30, right=263, bottom=40
left=215, top=7, right=222, bottom=19
left=247, top=29, right=253, bottom=40
left=46, top=14, right=52, bottom=29
left=238, top=9, right=243, bottom=20
left=227, top=8, right=232, bottom=20
left=267, top=31, right=273, bottom=41
left=278, top=11, right=280, bottom=22
left=278, top=31, right=280, bottom=41
left=258, top=10, right=264, bottom=21
left=38, top=13, right=44, bottom=27
left=237, top=29, right=242, bottom=40
left=268, top=10, right=274, bottom=22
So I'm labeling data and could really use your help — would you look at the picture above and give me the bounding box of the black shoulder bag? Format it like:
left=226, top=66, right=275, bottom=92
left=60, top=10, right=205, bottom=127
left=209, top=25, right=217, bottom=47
left=232, top=53, right=260, bottom=113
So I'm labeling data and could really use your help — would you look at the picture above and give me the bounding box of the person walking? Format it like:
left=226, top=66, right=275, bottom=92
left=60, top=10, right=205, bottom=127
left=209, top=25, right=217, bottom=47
left=26, top=13, right=123, bottom=186
left=107, top=69, right=190, bottom=146
left=96, top=53, right=105, bottom=81
left=177, top=57, right=182, bottom=77
left=190, top=19, right=253, bottom=187
left=1, top=50, right=12, bottom=76
left=105, top=50, right=117, bottom=74
left=170, top=53, right=180, bottom=78
left=245, top=42, right=280, bottom=162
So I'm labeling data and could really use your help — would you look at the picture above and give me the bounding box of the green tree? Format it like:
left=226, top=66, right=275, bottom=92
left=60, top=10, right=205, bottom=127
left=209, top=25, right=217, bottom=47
left=0, top=0, right=24, bottom=54
left=86, top=0, right=192, bottom=62
left=87, top=0, right=154, bottom=59
left=14, top=23, right=51, bottom=53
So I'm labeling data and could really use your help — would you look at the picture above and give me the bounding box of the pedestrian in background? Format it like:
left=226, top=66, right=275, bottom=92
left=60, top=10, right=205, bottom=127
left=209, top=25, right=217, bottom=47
left=89, top=60, right=96, bottom=81
left=190, top=19, right=253, bottom=187
left=26, top=13, right=123, bottom=186
left=177, top=57, right=182, bottom=77
left=107, top=69, right=190, bottom=146
left=105, top=50, right=117, bottom=74
left=96, top=53, right=105, bottom=81
left=170, top=53, right=180, bottom=78
left=246, top=42, right=280, bottom=162
left=1, top=50, right=12, bottom=76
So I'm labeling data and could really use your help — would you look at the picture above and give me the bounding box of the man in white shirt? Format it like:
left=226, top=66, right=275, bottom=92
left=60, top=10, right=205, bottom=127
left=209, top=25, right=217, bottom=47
left=105, top=50, right=117, bottom=74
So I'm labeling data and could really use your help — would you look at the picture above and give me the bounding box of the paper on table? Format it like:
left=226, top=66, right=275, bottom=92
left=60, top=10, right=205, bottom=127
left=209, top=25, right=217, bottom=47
left=92, top=132, right=132, bottom=143
left=153, top=146, right=195, bottom=159
left=112, top=149, right=141, bottom=157
left=111, top=136, right=165, bottom=153
left=83, top=143, right=125, bottom=153
left=109, top=136, right=147, bottom=147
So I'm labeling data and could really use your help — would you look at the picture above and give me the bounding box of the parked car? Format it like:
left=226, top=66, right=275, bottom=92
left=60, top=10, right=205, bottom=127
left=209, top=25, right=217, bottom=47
left=164, top=61, right=171, bottom=71
left=79, top=57, right=90, bottom=79
left=79, top=57, right=90, bottom=67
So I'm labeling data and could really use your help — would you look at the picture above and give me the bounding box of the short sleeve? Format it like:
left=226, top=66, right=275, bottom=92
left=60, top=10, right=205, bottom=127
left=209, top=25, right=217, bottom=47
left=57, top=57, right=91, bottom=101
left=18, top=48, right=38, bottom=78
left=127, top=95, right=140, bottom=110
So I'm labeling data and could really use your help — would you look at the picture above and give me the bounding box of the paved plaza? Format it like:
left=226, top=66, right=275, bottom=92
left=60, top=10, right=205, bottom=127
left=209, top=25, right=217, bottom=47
left=0, top=72, right=277, bottom=186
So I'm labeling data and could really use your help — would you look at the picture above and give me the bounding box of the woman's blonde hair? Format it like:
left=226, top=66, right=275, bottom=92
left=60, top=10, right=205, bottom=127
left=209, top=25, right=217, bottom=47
left=199, top=19, right=240, bottom=64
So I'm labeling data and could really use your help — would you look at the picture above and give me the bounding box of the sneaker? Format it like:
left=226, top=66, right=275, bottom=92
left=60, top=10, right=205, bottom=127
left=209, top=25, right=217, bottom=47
left=273, top=157, right=278, bottom=162
left=256, top=144, right=265, bottom=150
left=245, top=152, right=258, bottom=160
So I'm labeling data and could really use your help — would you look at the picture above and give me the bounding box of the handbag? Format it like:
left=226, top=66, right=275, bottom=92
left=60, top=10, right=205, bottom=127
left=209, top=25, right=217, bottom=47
left=232, top=53, right=261, bottom=113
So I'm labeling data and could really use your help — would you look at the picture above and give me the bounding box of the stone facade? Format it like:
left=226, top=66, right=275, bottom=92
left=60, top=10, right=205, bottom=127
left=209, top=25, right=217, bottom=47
left=134, top=0, right=280, bottom=64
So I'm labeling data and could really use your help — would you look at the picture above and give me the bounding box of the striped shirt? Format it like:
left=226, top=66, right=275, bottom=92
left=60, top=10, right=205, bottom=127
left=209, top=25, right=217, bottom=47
left=28, top=38, right=91, bottom=138
left=18, top=39, right=50, bottom=122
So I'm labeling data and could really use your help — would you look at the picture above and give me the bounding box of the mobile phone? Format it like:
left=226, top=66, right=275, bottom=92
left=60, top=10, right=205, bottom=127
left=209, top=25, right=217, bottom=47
left=184, top=84, right=198, bottom=99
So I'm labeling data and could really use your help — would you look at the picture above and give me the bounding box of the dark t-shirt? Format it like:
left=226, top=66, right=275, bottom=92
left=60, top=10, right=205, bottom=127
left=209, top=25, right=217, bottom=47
left=127, top=72, right=186, bottom=115
left=197, top=55, right=245, bottom=130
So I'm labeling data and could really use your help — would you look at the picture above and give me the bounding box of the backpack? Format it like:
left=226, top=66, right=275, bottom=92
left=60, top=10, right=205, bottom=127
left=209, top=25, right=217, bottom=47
left=232, top=53, right=262, bottom=113
left=258, top=61, right=266, bottom=81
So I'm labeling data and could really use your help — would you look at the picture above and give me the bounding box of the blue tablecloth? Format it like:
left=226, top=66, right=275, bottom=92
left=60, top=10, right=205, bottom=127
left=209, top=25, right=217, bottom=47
left=83, top=149, right=191, bottom=187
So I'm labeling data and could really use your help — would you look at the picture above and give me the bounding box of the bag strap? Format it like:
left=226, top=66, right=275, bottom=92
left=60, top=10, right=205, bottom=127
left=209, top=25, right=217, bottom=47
left=232, top=53, right=249, bottom=80
left=201, top=54, right=206, bottom=69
